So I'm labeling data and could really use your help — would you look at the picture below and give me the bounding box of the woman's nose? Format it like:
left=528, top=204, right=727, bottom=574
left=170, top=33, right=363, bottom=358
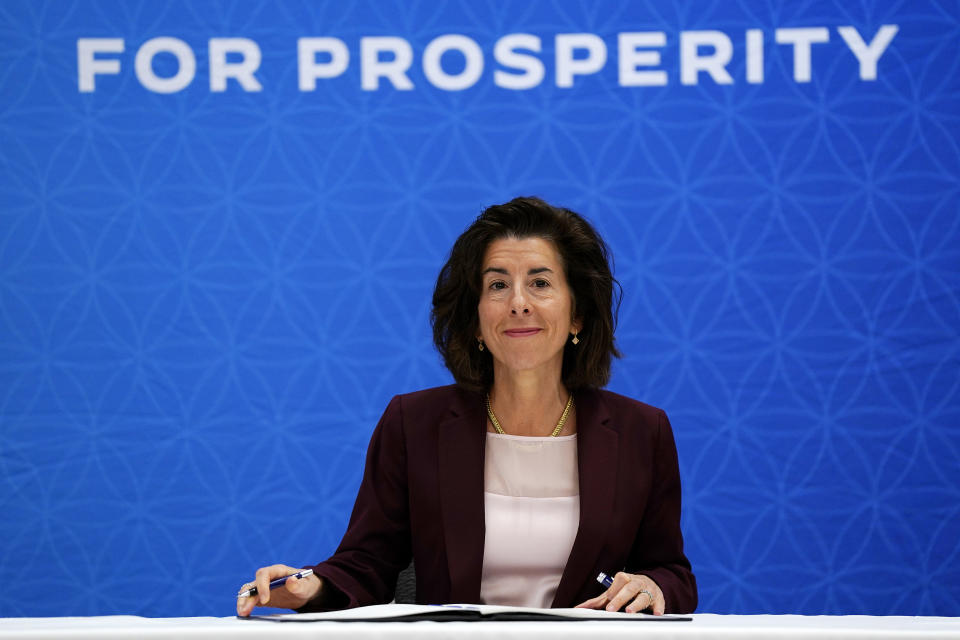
left=510, top=290, right=530, bottom=315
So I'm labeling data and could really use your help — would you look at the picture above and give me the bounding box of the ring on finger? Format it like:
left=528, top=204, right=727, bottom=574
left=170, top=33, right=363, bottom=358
left=639, top=589, right=654, bottom=605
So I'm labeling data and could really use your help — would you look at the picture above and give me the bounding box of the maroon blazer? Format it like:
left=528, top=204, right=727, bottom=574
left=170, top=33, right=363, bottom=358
left=306, top=384, right=697, bottom=613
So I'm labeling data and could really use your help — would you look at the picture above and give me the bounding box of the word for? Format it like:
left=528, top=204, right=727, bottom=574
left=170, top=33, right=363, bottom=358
left=78, top=26, right=898, bottom=93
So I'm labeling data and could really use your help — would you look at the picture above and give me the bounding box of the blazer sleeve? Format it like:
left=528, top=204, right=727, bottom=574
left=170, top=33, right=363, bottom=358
left=299, top=395, right=412, bottom=611
left=626, top=409, right=698, bottom=613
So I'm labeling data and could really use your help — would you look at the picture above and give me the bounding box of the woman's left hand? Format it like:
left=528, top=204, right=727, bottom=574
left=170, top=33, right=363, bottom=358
left=574, top=572, right=665, bottom=615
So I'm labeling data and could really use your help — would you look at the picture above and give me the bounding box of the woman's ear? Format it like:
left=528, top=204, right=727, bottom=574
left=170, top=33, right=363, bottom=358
left=571, top=317, right=583, bottom=335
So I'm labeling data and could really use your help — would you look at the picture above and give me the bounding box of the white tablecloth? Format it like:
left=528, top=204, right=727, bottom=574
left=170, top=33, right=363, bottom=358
left=1, top=612, right=958, bottom=640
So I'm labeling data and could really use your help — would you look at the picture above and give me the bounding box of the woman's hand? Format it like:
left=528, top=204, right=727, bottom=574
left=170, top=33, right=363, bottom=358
left=236, top=564, right=322, bottom=617
left=575, top=571, right=665, bottom=615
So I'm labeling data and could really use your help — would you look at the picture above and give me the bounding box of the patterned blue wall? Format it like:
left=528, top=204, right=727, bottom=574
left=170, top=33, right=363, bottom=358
left=1, top=0, right=958, bottom=618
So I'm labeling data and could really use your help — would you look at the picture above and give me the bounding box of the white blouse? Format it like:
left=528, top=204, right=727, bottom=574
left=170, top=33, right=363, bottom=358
left=479, top=432, right=580, bottom=608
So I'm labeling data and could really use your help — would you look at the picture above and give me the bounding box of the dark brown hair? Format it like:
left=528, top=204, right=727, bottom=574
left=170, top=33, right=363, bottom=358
left=431, top=196, right=621, bottom=391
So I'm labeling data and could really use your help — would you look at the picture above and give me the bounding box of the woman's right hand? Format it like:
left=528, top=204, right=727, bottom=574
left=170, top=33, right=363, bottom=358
left=236, top=564, right=322, bottom=617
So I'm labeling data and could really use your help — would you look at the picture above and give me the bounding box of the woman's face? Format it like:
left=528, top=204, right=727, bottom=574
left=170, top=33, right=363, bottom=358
left=477, top=236, right=581, bottom=380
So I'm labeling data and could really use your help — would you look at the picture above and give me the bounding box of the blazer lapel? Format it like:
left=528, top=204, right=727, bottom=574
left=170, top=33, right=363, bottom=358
left=437, top=390, right=486, bottom=603
left=552, top=389, right=618, bottom=607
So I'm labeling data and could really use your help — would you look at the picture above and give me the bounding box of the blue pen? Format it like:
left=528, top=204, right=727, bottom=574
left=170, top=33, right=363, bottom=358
left=237, top=569, right=314, bottom=598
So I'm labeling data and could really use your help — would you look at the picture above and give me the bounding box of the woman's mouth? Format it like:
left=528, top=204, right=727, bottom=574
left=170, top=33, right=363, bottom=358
left=503, top=328, right=541, bottom=337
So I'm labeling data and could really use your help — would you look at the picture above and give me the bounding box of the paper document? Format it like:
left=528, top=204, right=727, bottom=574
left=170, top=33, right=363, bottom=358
left=243, top=603, right=693, bottom=622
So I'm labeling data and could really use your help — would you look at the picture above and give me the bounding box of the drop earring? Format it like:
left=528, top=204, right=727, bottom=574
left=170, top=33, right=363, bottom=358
left=571, top=332, right=579, bottom=345
left=478, top=338, right=484, bottom=351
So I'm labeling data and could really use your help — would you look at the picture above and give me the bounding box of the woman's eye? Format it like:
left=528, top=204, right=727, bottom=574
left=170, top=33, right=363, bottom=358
left=533, top=279, right=549, bottom=288
left=489, top=281, right=506, bottom=290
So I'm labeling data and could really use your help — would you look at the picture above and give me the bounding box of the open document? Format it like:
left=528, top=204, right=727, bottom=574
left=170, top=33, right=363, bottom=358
left=242, top=603, right=693, bottom=622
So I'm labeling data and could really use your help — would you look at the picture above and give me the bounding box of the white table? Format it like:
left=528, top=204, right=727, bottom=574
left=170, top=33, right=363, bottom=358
left=1, top=613, right=959, bottom=640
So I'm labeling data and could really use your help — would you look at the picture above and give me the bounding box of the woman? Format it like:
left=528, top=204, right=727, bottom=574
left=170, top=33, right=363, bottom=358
left=237, top=197, right=697, bottom=616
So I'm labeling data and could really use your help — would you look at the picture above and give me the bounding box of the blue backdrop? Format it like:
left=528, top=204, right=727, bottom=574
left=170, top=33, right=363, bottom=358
left=1, top=0, right=958, bottom=618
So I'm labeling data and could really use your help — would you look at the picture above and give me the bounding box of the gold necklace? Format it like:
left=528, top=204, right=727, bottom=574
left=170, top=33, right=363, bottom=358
left=485, top=393, right=574, bottom=437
